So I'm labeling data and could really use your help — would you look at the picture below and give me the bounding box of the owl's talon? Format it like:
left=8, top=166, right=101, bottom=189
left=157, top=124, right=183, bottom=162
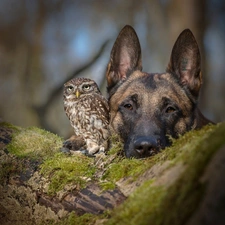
left=80, top=149, right=88, bottom=154
left=80, top=149, right=96, bottom=157
left=60, top=147, right=71, bottom=155
left=63, top=141, right=72, bottom=149
left=63, top=135, right=86, bottom=151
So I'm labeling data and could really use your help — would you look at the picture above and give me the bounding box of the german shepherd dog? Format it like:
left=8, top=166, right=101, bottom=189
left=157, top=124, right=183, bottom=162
left=106, top=25, right=212, bottom=158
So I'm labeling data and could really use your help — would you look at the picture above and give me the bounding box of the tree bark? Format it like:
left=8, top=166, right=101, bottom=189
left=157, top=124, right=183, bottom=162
left=1, top=122, right=225, bottom=225
left=0, top=125, right=126, bottom=224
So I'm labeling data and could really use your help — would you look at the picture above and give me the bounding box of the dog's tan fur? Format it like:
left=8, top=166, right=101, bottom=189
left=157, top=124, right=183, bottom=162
left=107, top=25, right=212, bottom=158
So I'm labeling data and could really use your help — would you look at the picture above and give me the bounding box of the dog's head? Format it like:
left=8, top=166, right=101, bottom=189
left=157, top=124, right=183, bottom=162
left=107, top=25, right=205, bottom=158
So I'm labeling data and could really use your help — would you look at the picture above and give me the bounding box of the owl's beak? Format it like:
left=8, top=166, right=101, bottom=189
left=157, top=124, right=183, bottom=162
left=75, top=90, right=80, bottom=98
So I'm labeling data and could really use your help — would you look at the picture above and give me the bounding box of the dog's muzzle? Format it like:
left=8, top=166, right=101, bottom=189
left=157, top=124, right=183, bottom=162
left=125, top=135, right=164, bottom=158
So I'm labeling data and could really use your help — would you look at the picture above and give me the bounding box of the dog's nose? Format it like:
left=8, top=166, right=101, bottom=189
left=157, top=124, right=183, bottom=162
left=134, top=137, right=158, bottom=157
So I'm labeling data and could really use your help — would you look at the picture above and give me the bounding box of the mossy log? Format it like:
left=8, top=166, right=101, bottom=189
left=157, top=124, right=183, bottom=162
left=0, top=122, right=225, bottom=225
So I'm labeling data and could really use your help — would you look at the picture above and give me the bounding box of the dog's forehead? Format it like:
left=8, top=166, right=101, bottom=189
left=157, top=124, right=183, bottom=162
left=115, top=71, right=178, bottom=96
left=111, top=71, right=192, bottom=110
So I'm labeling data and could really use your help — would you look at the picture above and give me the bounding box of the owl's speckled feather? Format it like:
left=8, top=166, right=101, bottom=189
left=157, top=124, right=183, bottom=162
left=63, top=77, right=109, bottom=155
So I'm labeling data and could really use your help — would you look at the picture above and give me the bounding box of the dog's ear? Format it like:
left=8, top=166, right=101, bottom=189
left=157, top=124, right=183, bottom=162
left=167, top=29, right=202, bottom=98
left=106, top=25, right=142, bottom=93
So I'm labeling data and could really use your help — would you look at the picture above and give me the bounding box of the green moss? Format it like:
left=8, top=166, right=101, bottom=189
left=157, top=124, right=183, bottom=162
left=40, top=153, right=95, bottom=195
left=102, top=126, right=218, bottom=190
left=2, top=121, right=224, bottom=224
left=0, top=160, right=22, bottom=183
left=106, top=180, right=165, bottom=225
left=162, top=123, right=217, bottom=163
left=102, top=158, right=147, bottom=186
left=100, top=154, right=159, bottom=191
left=3, top=124, right=94, bottom=195
left=107, top=134, right=123, bottom=155
left=0, top=121, right=20, bottom=131
left=99, top=181, right=117, bottom=190
left=97, top=134, right=155, bottom=190
left=56, top=212, right=99, bottom=225
left=101, top=140, right=171, bottom=190
left=101, top=134, right=167, bottom=190
left=1, top=124, right=96, bottom=196
left=102, top=124, right=218, bottom=190
left=7, top=126, right=63, bottom=160
left=105, top=123, right=225, bottom=225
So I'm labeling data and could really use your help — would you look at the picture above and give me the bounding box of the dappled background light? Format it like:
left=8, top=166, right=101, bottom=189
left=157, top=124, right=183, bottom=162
left=0, top=0, right=224, bottom=138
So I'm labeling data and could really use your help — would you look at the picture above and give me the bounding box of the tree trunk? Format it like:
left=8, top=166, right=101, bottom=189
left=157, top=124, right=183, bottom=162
left=0, top=122, right=225, bottom=225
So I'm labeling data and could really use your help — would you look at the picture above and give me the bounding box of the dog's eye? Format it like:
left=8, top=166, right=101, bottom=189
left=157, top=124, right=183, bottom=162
left=165, top=106, right=176, bottom=114
left=124, top=104, right=133, bottom=110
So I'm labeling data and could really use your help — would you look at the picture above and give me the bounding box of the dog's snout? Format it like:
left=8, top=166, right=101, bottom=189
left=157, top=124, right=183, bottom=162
left=134, top=137, right=159, bottom=157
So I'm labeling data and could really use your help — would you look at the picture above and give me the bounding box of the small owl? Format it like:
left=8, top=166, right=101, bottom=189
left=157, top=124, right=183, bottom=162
left=63, top=77, right=109, bottom=155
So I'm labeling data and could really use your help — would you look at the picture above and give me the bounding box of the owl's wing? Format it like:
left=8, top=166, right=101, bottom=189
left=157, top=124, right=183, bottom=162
left=91, top=94, right=109, bottom=123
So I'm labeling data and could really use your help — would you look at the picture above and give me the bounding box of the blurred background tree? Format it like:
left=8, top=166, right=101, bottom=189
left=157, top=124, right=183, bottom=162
left=0, top=0, right=224, bottom=138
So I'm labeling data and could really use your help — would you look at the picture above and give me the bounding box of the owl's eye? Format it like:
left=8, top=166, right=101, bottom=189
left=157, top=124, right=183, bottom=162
left=83, top=84, right=91, bottom=91
left=67, top=86, right=74, bottom=92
